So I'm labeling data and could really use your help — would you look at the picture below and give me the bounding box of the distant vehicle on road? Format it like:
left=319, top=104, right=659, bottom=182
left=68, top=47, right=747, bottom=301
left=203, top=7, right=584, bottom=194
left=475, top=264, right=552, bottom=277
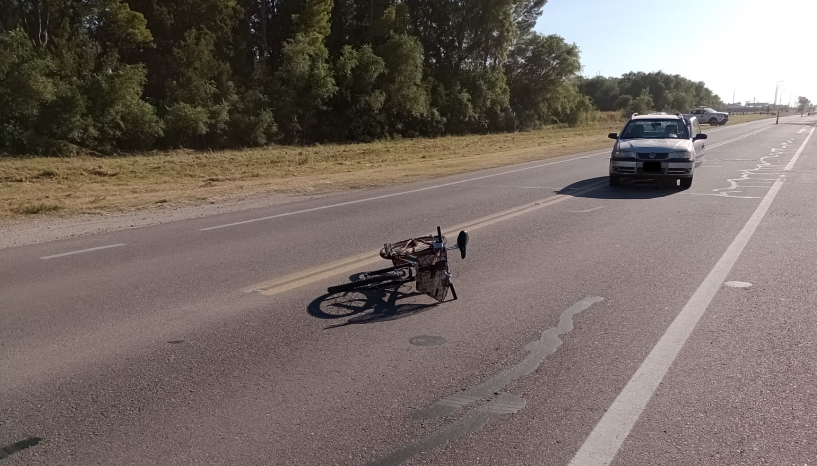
left=688, top=106, right=729, bottom=126
left=607, top=113, right=707, bottom=189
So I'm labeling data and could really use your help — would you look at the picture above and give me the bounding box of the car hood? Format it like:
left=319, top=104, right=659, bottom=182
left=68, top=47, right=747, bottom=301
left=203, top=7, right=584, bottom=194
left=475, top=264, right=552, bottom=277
left=618, top=139, right=693, bottom=152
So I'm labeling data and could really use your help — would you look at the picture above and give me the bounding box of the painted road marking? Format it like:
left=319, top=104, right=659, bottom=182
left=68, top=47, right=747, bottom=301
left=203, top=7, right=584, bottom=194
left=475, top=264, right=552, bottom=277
left=468, top=184, right=558, bottom=190
left=571, top=206, right=606, bottom=213
left=201, top=152, right=609, bottom=231
left=684, top=193, right=762, bottom=199
left=243, top=180, right=608, bottom=296
left=785, top=123, right=816, bottom=170
left=724, top=281, right=752, bottom=288
left=568, top=125, right=815, bottom=466
left=705, top=126, right=772, bottom=152
left=40, top=243, right=126, bottom=260
left=707, top=135, right=801, bottom=199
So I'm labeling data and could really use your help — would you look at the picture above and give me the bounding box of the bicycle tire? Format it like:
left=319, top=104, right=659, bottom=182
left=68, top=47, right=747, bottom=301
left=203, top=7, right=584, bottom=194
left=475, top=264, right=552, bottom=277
left=366, top=265, right=413, bottom=277
left=327, top=271, right=410, bottom=294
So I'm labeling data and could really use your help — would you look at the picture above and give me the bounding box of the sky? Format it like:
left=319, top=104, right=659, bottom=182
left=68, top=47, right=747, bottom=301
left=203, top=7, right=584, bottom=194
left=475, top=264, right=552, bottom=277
left=535, top=0, right=817, bottom=106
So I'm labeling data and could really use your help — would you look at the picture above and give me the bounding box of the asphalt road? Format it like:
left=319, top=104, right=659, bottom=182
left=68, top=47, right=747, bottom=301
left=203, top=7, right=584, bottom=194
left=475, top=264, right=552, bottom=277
left=2, top=116, right=816, bottom=465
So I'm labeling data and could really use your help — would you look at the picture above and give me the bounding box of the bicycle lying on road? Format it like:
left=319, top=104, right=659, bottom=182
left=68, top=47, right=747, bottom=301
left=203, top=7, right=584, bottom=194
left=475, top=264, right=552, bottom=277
left=327, top=227, right=469, bottom=303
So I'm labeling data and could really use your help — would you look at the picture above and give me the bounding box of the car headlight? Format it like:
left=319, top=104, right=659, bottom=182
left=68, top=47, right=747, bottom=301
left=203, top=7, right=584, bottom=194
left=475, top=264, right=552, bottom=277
left=614, top=150, right=636, bottom=158
left=669, top=151, right=693, bottom=159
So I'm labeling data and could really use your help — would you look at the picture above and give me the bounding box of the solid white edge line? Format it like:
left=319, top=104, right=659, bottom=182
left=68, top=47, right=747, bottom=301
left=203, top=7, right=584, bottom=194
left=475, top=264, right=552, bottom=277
left=199, top=152, right=609, bottom=231
left=568, top=125, right=815, bottom=466
left=40, top=243, right=127, bottom=260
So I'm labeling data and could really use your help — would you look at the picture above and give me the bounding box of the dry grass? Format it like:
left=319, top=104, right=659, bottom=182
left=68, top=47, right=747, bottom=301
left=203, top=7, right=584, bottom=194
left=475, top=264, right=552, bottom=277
left=0, top=110, right=765, bottom=220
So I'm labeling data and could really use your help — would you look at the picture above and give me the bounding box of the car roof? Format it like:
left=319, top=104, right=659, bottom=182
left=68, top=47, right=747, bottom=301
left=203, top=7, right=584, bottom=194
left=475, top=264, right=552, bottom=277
left=630, top=114, right=685, bottom=121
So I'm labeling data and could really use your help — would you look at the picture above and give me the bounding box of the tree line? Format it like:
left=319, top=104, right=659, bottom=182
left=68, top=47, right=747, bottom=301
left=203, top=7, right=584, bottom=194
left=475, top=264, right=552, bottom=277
left=579, top=72, right=724, bottom=117
left=1, top=1, right=723, bottom=157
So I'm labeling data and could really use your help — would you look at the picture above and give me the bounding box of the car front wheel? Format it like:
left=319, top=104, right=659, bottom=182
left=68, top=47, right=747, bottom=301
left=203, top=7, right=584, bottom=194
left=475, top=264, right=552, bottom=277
left=709, top=118, right=718, bottom=126
left=679, top=177, right=693, bottom=189
left=609, top=175, right=620, bottom=187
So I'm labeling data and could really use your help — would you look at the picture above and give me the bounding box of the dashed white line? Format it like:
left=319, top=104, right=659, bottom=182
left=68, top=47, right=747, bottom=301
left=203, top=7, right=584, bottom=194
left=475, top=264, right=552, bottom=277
left=571, top=206, right=606, bottom=213
left=683, top=193, right=762, bottom=199
left=568, top=121, right=816, bottom=466
left=40, top=243, right=126, bottom=260
left=468, top=184, right=557, bottom=190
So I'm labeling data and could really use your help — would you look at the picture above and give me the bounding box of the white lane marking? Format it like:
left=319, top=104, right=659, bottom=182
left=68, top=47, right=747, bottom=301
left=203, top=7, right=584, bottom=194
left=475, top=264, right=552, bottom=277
left=711, top=133, right=804, bottom=198
left=785, top=125, right=816, bottom=170
left=40, top=243, right=126, bottom=260
left=571, top=206, right=606, bottom=213
left=724, top=281, right=752, bottom=288
left=199, top=152, right=608, bottom=231
left=683, top=193, right=762, bottom=199
left=706, top=126, right=772, bottom=151
left=568, top=125, right=815, bottom=466
left=468, top=184, right=558, bottom=190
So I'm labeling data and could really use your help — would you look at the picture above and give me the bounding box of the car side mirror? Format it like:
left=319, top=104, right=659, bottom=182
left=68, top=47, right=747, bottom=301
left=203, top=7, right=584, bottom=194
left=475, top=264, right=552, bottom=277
left=694, top=133, right=708, bottom=140
left=608, top=133, right=618, bottom=140
left=456, top=230, right=469, bottom=259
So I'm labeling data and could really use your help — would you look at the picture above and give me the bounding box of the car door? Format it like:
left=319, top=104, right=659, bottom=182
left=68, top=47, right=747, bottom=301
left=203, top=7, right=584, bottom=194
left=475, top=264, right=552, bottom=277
left=692, top=118, right=705, bottom=162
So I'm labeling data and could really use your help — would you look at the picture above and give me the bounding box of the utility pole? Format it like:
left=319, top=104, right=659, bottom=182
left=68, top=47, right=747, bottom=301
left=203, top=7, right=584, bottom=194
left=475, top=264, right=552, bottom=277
left=773, top=80, right=785, bottom=109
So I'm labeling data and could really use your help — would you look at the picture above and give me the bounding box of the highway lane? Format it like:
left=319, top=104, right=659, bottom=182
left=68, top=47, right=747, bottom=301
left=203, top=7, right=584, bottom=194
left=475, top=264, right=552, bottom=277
left=0, top=118, right=774, bottom=391
left=1, top=116, right=814, bottom=465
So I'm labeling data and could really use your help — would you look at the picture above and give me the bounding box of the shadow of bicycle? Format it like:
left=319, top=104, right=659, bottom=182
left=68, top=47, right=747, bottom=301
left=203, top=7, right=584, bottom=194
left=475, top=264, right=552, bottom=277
left=307, top=281, right=439, bottom=329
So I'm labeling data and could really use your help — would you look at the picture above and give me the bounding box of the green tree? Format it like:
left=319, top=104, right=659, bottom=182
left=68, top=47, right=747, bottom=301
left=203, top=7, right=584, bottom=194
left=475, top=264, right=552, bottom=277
left=505, top=33, right=584, bottom=129
left=512, top=0, right=547, bottom=36
left=86, top=63, right=164, bottom=151
left=273, top=34, right=337, bottom=140
left=0, top=0, right=162, bottom=156
left=294, top=0, right=334, bottom=46
left=625, top=90, right=654, bottom=116
left=578, top=76, right=621, bottom=111
left=798, top=96, right=811, bottom=114
left=379, top=33, right=430, bottom=134
left=163, top=29, right=236, bottom=148
left=327, top=44, right=386, bottom=141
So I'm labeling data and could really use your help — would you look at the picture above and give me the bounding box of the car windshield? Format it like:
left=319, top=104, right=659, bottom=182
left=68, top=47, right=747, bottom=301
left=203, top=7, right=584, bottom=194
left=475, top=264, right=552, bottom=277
left=621, top=119, right=690, bottom=139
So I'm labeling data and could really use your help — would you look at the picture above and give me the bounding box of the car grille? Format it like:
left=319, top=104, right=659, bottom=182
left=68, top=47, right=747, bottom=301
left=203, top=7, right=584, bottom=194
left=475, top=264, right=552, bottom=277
left=637, top=152, right=669, bottom=160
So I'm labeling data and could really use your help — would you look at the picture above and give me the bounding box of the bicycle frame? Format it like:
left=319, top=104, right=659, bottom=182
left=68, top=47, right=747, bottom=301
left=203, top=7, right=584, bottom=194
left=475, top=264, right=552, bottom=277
left=327, top=226, right=468, bottom=303
left=379, top=227, right=466, bottom=302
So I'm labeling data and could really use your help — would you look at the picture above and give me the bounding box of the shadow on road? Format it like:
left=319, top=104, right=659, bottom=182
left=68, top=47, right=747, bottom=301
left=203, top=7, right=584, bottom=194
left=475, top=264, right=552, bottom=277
left=307, top=281, right=438, bottom=329
left=559, top=176, right=678, bottom=200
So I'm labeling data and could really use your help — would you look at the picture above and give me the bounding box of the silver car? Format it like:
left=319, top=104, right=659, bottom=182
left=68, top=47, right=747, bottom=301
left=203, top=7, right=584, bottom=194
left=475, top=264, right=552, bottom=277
left=608, top=113, right=708, bottom=189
